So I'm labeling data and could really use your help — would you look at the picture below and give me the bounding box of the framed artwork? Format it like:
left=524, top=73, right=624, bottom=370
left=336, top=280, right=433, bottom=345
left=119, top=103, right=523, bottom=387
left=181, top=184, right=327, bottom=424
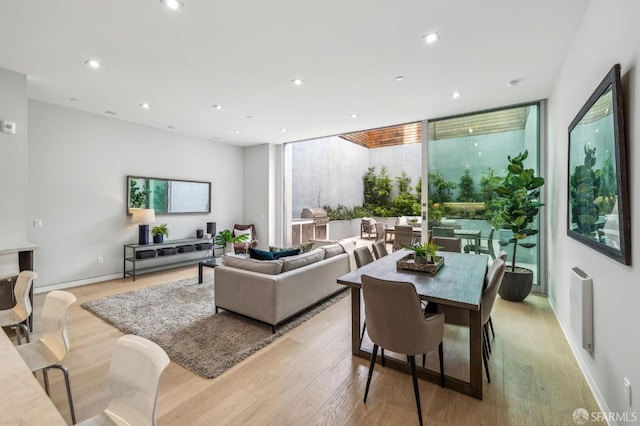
left=567, top=64, right=630, bottom=264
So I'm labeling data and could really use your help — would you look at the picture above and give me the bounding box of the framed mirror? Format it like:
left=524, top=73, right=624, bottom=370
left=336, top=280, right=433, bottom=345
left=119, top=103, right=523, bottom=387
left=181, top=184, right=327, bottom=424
left=567, top=64, right=630, bottom=264
left=127, top=175, right=211, bottom=214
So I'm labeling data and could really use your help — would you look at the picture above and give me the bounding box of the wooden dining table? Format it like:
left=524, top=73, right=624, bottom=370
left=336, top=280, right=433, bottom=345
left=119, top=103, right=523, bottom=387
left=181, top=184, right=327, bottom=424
left=337, top=248, right=488, bottom=399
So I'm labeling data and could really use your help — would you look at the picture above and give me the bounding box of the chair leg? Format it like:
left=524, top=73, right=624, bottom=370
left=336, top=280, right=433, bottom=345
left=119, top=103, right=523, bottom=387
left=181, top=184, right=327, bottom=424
left=438, top=342, right=445, bottom=388
left=48, top=364, right=77, bottom=425
left=408, top=355, right=424, bottom=426
left=360, top=320, right=367, bottom=343
left=18, top=323, right=30, bottom=343
left=381, top=349, right=385, bottom=367
left=484, top=324, right=492, bottom=354
left=43, top=368, right=50, bottom=396
left=13, top=326, right=22, bottom=345
left=482, top=336, right=491, bottom=383
left=489, top=317, right=495, bottom=338
left=422, top=353, right=426, bottom=368
left=364, top=344, right=378, bottom=403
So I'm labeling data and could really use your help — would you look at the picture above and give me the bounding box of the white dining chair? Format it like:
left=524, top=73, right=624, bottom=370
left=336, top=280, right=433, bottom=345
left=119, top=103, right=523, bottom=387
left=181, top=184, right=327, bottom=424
left=77, top=334, right=170, bottom=426
left=16, top=290, right=77, bottom=424
left=0, top=270, right=37, bottom=344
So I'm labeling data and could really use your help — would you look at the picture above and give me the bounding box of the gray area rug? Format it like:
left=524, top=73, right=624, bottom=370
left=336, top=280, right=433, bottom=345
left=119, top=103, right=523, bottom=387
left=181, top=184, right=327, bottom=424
left=81, top=275, right=347, bottom=379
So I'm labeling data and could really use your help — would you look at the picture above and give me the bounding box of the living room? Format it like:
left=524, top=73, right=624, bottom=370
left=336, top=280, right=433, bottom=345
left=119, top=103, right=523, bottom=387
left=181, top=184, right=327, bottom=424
left=1, top=0, right=639, bottom=424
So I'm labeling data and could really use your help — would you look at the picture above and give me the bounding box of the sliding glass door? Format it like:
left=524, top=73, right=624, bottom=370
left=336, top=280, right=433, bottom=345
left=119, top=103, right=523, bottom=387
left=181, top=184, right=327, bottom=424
left=426, top=103, right=543, bottom=290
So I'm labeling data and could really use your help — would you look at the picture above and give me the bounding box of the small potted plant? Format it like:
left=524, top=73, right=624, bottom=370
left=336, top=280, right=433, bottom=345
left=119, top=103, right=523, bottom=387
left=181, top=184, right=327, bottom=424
left=214, top=229, right=249, bottom=255
left=409, top=239, right=442, bottom=265
left=151, top=223, right=168, bottom=244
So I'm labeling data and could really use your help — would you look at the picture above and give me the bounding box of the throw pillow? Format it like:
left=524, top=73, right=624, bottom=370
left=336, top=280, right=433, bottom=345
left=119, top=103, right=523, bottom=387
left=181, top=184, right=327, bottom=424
left=269, top=242, right=314, bottom=254
left=233, top=227, right=252, bottom=239
left=249, top=248, right=275, bottom=260
left=273, top=248, right=300, bottom=259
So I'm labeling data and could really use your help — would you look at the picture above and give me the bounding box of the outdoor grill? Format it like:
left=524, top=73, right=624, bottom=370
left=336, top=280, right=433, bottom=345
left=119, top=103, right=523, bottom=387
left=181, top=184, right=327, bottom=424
left=298, top=208, right=329, bottom=241
left=301, top=207, right=329, bottom=225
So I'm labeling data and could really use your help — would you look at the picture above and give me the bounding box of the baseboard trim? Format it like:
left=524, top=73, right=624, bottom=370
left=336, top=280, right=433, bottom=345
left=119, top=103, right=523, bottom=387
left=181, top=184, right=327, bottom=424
left=33, top=273, right=122, bottom=294
left=548, top=295, right=616, bottom=426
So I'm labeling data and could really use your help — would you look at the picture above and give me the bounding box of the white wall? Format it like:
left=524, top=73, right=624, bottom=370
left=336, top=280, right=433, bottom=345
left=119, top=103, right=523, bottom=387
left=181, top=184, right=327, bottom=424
left=27, top=101, right=244, bottom=287
left=291, top=136, right=369, bottom=216
left=547, top=0, right=640, bottom=418
left=0, top=68, right=28, bottom=241
left=243, top=144, right=273, bottom=249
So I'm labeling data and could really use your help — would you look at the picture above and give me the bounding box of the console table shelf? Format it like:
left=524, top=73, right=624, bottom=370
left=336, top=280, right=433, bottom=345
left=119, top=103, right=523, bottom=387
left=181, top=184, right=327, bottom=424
left=123, top=238, right=222, bottom=281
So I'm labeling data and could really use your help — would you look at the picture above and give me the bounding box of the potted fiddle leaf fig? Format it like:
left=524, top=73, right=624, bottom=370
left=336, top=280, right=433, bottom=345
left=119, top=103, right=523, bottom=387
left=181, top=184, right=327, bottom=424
left=151, top=223, right=168, bottom=244
left=214, top=229, right=249, bottom=255
left=493, top=150, right=544, bottom=302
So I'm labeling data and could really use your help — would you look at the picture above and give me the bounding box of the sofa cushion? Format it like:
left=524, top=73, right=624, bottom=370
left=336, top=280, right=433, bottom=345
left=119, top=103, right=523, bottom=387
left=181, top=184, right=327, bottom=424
left=280, top=248, right=325, bottom=273
left=223, top=255, right=283, bottom=275
left=249, top=248, right=276, bottom=260
left=321, top=243, right=345, bottom=259
left=273, top=248, right=300, bottom=259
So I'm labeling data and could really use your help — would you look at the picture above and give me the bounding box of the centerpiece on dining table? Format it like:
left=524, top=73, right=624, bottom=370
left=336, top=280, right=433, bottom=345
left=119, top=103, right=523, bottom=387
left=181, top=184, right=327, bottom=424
left=397, top=240, right=445, bottom=275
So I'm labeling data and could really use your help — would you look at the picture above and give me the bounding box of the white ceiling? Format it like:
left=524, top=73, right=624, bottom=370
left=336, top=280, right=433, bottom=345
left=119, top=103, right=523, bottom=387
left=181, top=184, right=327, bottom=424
left=0, top=0, right=588, bottom=147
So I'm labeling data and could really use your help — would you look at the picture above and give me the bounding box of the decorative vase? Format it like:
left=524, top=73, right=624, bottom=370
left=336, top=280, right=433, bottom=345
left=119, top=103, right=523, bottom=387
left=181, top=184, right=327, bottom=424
left=153, top=235, right=163, bottom=244
left=226, top=242, right=235, bottom=255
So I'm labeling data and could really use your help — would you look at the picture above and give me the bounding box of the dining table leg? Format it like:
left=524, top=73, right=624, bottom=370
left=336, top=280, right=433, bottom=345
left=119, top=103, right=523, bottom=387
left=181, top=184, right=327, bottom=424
left=469, top=308, right=483, bottom=398
left=351, top=287, right=362, bottom=356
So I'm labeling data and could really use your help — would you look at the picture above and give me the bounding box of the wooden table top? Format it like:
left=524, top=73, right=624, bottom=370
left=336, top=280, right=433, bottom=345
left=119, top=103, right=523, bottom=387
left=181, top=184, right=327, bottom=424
left=337, top=248, right=487, bottom=310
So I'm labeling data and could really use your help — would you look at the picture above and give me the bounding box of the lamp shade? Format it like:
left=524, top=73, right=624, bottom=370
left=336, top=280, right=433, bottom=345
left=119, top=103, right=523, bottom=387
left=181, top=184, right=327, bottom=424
left=131, top=208, right=156, bottom=224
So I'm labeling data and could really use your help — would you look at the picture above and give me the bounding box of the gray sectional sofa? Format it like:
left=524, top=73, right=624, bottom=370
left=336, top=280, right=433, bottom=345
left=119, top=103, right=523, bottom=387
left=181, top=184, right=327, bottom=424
left=214, top=242, right=354, bottom=332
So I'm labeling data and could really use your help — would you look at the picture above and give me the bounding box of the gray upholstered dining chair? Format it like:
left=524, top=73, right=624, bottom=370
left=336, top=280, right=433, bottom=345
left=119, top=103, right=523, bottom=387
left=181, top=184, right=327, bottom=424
left=432, top=236, right=461, bottom=253
left=393, top=225, right=415, bottom=251
left=436, top=258, right=506, bottom=383
left=371, top=240, right=388, bottom=260
left=486, top=250, right=508, bottom=339
left=361, top=274, right=445, bottom=426
left=354, top=247, right=374, bottom=268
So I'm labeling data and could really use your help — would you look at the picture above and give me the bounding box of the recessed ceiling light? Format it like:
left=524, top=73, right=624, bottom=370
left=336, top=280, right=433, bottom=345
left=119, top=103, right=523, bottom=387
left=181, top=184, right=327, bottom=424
left=85, top=59, right=102, bottom=69
left=423, top=32, right=440, bottom=44
left=468, top=128, right=473, bottom=134
left=351, top=113, right=359, bottom=119
left=105, top=111, right=116, bottom=115
left=69, top=98, right=78, bottom=101
left=395, top=76, right=404, bottom=81
left=280, top=128, right=288, bottom=132
left=212, top=104, right=223, bottom=110
left=161, top=0, right=184, bottom=10
left=507, top=79, right=522, bottom=87
left=234, top=130, right=241, bottom=134
left=291, top=79, right=305, bottom=86
left=451, top=91, right=462, bottom=99
left=140, top=103, right=152, bottom=109
left=168, top=125, right=175, bottom=130
left=246, top=115, right=253, bottom=119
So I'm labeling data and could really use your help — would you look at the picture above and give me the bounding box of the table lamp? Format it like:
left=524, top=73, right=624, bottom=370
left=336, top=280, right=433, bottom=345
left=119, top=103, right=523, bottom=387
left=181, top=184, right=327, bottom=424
left=131, top=208, right=156, bottom=245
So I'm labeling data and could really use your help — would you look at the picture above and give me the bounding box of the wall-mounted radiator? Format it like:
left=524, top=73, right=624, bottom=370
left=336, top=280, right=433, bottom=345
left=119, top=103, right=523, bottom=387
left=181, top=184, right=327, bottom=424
left=570, top=267, right=593, bottom=353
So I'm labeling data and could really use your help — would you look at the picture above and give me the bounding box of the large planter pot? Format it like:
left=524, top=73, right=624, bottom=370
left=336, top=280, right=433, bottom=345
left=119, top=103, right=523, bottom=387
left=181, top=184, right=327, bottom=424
left=498, top=267, right=533, bottom=302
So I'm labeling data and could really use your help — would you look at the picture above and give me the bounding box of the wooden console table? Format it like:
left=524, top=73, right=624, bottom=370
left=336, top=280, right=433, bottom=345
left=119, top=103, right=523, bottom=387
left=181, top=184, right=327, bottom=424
left=0, top=241, right=38, bottom=331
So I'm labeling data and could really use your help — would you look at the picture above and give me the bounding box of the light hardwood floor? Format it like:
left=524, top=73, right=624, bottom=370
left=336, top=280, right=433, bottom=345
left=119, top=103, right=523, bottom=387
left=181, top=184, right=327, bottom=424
left=22, top=266, right=604, bottom=425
